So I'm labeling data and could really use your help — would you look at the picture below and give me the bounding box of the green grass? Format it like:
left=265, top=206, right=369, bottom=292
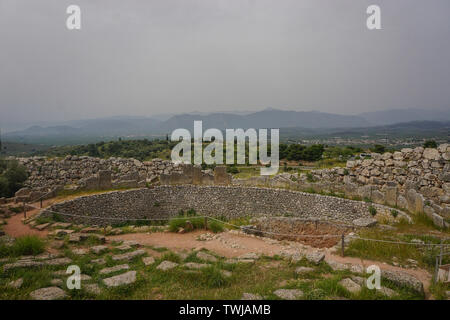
left=0, top=235, right=45, bottom=258
left=344, top=230, right=449, bottom=270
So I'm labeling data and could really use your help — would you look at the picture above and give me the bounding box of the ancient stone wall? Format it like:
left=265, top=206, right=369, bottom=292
left=17, top=156, right=181, bottom=192
left=234, top=144, right=449, bottom=228
left=40, top=185, right=408, bottom=227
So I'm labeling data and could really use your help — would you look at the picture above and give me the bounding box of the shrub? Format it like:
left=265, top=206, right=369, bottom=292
left=368, top=206, right=377, bottom=217
left=390, top=209, right=398, bottom=218
left=423, top=140, right=437, bottom=148
left=208, top=220, right=224, bottom=233
left=201, top=266, right=229, bottom=288
left=306, top=173, right=314, bottom=182
left=227, top=166, right=239, bottom=174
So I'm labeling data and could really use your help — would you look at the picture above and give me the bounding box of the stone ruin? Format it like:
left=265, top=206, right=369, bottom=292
left=160, top=164, right=232, bottom=186
left=3, top=144, right=449, bottom=228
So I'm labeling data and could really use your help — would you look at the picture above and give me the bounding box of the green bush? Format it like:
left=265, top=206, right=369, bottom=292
left=208, top=220, right=224, bottom=233
left=368, top=206, right=377, bottom=217
left=0, top=161, right=28, bottom=198
left=423, top=140, right=437, bottom=148
left=390, top=209, right=398, bottom=218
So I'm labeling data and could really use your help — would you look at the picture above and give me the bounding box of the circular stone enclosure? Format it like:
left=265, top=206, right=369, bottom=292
left=41, top=185, right=404, bottom=227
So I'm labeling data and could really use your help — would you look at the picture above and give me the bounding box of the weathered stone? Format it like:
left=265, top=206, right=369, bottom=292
left=156, top=260, right=179, bottom=271
left=184, top=262, right=209, bottom=269
left=273, top=289, right=304, bottom=300
left=305, top=251, right=325, bottom=265
left=339, top=278, right=361, bottom=294
left=8, top=278, right=23, bottom=289
left=381, top=270, right=424, bottom=294
left=84, top=283, right=101, bottom=295
left=100, top=264, right=130, bottom=275
left=241, top=293, right=263, bottom=300
left=142, top=256, right=156, bottom=266
left=91, top=245, right=108, bottom=254
left=295, top=267, right=315, bottom=274
left=353, top=217, right=377, bottom=228
left=30, top=287, right=67, bottom=300
left=111, top=249, right=146, bottom=261
left=196, top=251, right=218, bottom=262
left=103, top=271, right=136, bottom=287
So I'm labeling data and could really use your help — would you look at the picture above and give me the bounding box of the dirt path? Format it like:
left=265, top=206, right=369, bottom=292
left=2, top=200, right=54, bottom=238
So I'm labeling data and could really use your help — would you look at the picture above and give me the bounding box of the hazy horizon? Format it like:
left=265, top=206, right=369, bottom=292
left=1, top=0, right=450, bottom=126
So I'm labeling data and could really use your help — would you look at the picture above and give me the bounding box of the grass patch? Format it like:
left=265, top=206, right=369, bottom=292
left=0, top=235, right=45, bottom=258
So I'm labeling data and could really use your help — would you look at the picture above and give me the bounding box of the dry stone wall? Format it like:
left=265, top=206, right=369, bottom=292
left=236, top=144, right=449, bottom=228
left=40, top=185, right=404, bottom=227
left=17, top=156, right=181, bottom=193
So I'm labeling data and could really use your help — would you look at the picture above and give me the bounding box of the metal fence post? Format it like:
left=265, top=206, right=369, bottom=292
left=341, top=234, right=345, bottom=257
left=23, top=202, right=27, bottom=219
left=204, top=217, right=208, bottom=230
left=40, top=198, right=43, bottom=208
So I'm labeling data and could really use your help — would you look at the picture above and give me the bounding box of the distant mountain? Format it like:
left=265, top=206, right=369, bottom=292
left=358, top=108, right=450, bottom=126
left=159, top=109, right=370, bottom=131
left=4, top=108, right=450, bottom=145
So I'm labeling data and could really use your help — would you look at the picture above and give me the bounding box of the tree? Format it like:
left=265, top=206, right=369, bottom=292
left=371, top=144, right=386, bottom=154
left=0, top=161, right=28, bottom=197
left=423, top=140, right=437, bottom=148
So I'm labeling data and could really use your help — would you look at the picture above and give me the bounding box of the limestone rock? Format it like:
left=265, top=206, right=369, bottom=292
left=156, top=260, right=179, bottom=271
left=99, top=264, right=130, bottom=275
left=381, top=270, right=424, bottom=294
left=273, top=289, right=304, bottom=300
left=339, top=278, right=361, bottom=294
left=353, top=217, right=377, bottom=228
left=241, top=293, right=263, bottom=300
left=196, top=251, right=218, bottom=262
left=142, top=256, right=155, bottom=266
left=111, top=249, right=146, bottom=261
left=103, top=271, right=137, bottom=287
left=30, top=287, right=67, bottom=300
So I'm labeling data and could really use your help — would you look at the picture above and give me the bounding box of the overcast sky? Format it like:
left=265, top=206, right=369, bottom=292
left=1, top=0, right=449, bottom=124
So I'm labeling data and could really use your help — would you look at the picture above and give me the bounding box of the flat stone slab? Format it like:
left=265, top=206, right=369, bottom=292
left=184, top=262, right=209, bottom=269
left=381, top=270, right=424, bottom=294
left=116, top=244, right=132, bottom=251
left=3, top=257, right=72, bottom=271
left=273, top=289, right=304, bottom=300
left=72, top=248, right=88, bottom=255
left=196, top=251, right=218, bottom=262
left=241, top=293, right=263, bottom=300
left=8, top=278, right=23, bottom=289
left=91, top=258, right=106, bottom=265
left=100, top=264, right=130, bottom=275
left=35, top=223, right=51, bottom=231
left=353, top=217, right=378, bottom=228
left=142, top=257, right=156, bottom=266
left=379, top=286, right=396, bottom=297
left=305, top=251, right=325, bottom=265
left=238, top=253, right=260, bottom=260
left=91, top=245, right=108, bottom=254
left=30, top=287, right=67, bottom=300
left=339, top=278, right=361, bottom=294
left=52, top=222, right=72, bottom=229
left=84, top=283, right=101, bottom=295
left=122, top=240, right=141, bottom=247
left=156, top=260, right=179, bottom=271
left=112, top=249, right=146, bottom=261
left=103, top=271, right=136, bottom=287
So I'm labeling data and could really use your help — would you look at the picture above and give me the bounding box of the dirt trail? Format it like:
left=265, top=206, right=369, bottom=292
left=2, top=200, right=54, bottom=238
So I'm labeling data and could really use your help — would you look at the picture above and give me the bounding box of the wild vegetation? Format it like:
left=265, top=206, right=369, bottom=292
left=0, top=159, right=28, bottom=197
